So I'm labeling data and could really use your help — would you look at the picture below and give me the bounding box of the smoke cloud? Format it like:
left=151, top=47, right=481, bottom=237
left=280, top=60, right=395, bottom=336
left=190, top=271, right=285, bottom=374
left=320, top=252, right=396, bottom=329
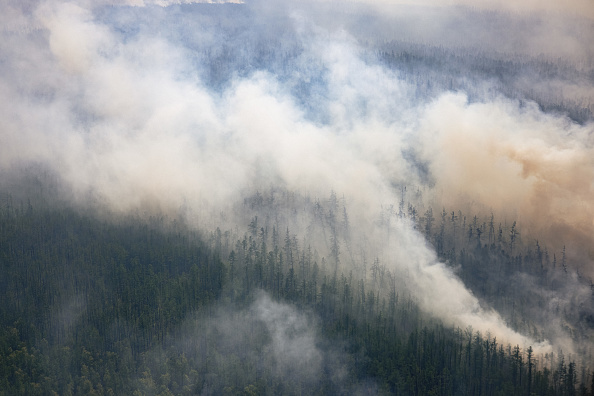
left=419, top=93, right=594, bottom=267
left=157, top=291, right=370, bottom=394
left=1, top=0, right=593, bottom=357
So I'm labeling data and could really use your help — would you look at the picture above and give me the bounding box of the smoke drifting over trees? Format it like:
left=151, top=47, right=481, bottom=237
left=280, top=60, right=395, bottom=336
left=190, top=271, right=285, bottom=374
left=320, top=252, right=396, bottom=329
left=1, top=0, right=593, bottom=394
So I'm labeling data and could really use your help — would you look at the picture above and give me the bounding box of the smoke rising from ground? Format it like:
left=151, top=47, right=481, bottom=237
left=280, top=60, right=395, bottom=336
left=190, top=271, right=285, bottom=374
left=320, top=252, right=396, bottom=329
left=1, top=0, right=593, bottom=356
left=385, top=218, right=555, bottom=354
left=150, top=290, right=378, bottom=394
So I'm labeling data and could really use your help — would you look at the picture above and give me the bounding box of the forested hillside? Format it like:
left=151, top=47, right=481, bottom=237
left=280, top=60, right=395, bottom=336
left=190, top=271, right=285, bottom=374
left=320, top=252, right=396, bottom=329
left=0, top=187, right=592, bottom=395
left=1, top=0, right=593, bottom=395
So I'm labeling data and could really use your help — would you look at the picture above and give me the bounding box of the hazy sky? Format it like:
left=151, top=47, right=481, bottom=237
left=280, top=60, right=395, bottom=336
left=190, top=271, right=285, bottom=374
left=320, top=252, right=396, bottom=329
left=368, top=0, right=594, bottom=18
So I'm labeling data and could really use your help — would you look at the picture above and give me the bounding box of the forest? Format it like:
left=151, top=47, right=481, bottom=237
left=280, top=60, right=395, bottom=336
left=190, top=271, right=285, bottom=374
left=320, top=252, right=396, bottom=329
left=1, top=0, right=594, bottom=395
left=0, top=185, right=592, bottom=395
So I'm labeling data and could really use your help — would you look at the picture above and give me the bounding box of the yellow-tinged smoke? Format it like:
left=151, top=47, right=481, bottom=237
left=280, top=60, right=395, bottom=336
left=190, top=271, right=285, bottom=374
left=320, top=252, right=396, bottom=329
left=421, top=93, right=594, bottom=273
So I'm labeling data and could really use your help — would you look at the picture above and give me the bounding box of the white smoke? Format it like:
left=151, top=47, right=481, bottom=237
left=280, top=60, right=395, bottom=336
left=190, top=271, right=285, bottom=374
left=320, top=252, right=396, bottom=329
left=1, top=0, right=592, bottom=356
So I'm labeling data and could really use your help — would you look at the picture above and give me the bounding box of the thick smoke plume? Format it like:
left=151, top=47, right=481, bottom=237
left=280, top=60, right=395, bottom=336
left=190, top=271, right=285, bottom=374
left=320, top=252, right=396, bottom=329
left=1, top=0, right=593, bottom=357
left=385, top=217, right=554, bottom=354
left=419, top=94, right=594, bottom=269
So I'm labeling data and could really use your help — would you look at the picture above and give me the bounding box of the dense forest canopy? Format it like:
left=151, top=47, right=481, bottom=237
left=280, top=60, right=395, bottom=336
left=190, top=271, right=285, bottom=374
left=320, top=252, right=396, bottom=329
left=1, top=0, right=593, bottom=394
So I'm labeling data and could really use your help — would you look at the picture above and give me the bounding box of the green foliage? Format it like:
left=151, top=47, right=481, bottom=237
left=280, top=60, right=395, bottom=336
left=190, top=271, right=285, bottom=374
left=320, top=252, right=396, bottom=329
left=0, top=194, right=589, bottom=395
left=0, top=201, right=224, bottom=394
